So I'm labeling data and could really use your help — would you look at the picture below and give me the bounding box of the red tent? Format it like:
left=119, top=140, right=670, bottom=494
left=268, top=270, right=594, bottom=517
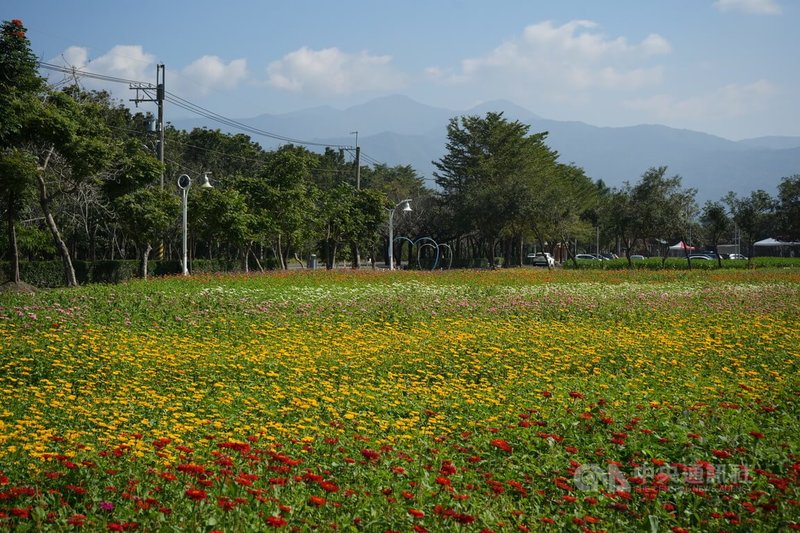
left=669, top=241, right=695, bottom=251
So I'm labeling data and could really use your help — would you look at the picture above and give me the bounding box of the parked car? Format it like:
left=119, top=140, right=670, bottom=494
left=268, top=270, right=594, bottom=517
left=630, top=255, right=646, bottom=260
left=727, top=253, right=748, bottom=260
left=688, top=254, right=714, bottom=261
left=575, top=254, right=601, bottom=260
left=530, top=252, right=555, bottom=267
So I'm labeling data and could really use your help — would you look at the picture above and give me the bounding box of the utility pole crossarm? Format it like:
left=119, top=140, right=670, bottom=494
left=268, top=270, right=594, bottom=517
left=129, top=64, right=166, bottom=188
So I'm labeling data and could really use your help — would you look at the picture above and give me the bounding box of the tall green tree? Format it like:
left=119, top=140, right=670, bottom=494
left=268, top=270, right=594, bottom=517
left=257, top=146, right=318, bottom=269
left=700, top=200, right=731, bottom=267
left=0, top=19, right=46, bottom=285
left=725, top=189, right=777, bottom=262
left=114, top=187, right=179, bottom=279
left=434, top=112, right=558, bottom=268
left=602, top=167, right=696, bottom=267
left=776, top=175, right=800, bottom=241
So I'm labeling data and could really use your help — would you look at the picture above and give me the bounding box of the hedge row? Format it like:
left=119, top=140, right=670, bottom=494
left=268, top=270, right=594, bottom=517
left=0, top=258, right=279, bottom=288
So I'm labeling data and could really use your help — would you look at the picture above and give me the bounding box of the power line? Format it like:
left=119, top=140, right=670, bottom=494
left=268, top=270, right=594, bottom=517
left=38, top=61, right=406, bottom=177
left=38, top=62, right=355, bottom=151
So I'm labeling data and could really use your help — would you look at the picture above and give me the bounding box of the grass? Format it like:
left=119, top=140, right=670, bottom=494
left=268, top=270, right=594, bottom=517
left=1, top=269, right=798, bottom=531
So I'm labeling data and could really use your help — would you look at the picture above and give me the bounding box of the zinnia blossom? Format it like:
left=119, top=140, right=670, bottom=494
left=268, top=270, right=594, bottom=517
left=266, top=515, right=287, bottom=527
left=490, top=439, right=512, bottom=453
left=184, top=488, right=207, bottom=501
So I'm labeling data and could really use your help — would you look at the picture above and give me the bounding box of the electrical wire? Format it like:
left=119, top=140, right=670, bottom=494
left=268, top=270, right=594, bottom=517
left=38, top=62, right=356, bottom=151
left=38, top=61, right=404, bottom=177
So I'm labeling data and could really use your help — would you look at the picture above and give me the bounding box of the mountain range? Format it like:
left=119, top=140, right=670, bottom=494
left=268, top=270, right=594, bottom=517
left=173, top=95, right=800, bottom=203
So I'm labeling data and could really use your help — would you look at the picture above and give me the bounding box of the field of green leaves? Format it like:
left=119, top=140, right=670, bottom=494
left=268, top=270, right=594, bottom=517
left=1, top=269, right=799, bottom=532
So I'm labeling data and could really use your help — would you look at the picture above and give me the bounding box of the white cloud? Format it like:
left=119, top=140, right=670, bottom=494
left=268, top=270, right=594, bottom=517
left=49, top=45, right=155, bottom=81
left=432, top=20, right=670, bottom=94
left=266, top=47, right=405, bottom=95
left=177, top=56, right=248, bottom=96
left=625, top=80, right=777, bottom=122
left=713, top=0, right=782, bottom=15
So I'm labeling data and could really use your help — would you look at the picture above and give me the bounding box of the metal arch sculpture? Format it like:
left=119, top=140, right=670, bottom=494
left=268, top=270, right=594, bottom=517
left=438, top=243, right=454, bottom=270
left=392, top=236, right=453, bottom=270
left=414, top=237, right=440, bottom=270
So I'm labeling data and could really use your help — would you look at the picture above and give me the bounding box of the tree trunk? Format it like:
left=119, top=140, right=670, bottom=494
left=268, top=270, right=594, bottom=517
left=488, top=238, right=497, bottom=270
left=140, top=243, right=151, bottom=280
left=6, top=192, right=21, bottom=284
left=37, top=172, right=78, bottom=287
left=276, top=234, right=286, bottom=270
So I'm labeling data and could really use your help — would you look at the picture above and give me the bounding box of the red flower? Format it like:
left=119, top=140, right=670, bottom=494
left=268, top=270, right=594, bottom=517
left=266, top=515, right=287, bottom=527
left=12, top=19, right=23, bottom=25
left=749, top=431, right=764, bottom=439
left=152, top=438, right=172, bottom=449
left=712, top=449, right=733, bottom=459
left=542, top=390, right=552, bottom=398
left=184, top=488, right=207, bottom=501
left=569, top=391, right=585, bottom=399
left=408, top=508, right=425, bottom=518
left=309, top=495, right=326, bottom=506
left=177, top=463, right=209, bottom=477
left=491, top=439, right=512, bottom=453
left=320, top=481, right=339, bottom=493
left=361, top=448, right=380, bottom=460
left=67, top=514, right=86, bottom=526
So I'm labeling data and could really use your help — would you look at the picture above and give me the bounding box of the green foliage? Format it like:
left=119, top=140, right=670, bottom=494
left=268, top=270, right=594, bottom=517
left=777, top=175, right=800, bottom=240
left=114, top=187, right=180, bottom=247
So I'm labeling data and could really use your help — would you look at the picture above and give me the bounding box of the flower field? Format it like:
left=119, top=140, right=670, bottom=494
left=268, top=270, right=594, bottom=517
left=1, top=269, right=799, bottom=532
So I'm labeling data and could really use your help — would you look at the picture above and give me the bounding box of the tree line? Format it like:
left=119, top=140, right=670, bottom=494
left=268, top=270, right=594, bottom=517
left=2, top=20, right=799, bottom=287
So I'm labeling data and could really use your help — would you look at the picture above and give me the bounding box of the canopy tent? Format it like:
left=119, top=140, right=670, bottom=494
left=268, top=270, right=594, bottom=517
left=752, top=237, right=800, bottom=257
left=669, top=241, right=696, bottom=251
left=754, top=238, right=799, bottom=246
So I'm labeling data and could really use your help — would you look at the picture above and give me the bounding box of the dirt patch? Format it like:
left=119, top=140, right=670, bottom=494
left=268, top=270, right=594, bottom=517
left=0, top=281, right=37, bottom=294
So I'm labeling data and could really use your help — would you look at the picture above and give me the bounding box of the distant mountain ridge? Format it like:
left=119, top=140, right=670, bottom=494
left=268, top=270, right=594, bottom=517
left=172, top=95, right=800, bottom=202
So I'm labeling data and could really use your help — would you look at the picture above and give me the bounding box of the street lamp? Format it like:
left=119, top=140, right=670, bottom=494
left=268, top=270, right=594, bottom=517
left=177, top=172, right=212, bottom=276
left=387, top=199, right=412, bottom=271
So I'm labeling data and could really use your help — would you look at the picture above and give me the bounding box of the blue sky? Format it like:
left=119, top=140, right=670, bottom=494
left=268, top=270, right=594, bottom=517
left=5, top=0, right=799, bottom=140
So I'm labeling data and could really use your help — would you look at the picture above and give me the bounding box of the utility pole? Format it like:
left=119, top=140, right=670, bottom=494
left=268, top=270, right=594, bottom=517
left=130, top=64, right=166, bottom=188
left=350, top=131, right=360, bottom=189
left=130, top=65, right=166, bottom=260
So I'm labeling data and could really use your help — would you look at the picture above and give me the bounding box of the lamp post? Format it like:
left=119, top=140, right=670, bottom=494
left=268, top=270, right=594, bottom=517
left=177, top=172, right=212, bottom=275
left=387, top=199, right=412, bottom=270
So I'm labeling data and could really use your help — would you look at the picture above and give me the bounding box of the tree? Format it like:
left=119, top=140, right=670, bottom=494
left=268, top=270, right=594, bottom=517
left=31, top=90, right=115, bottom=286
left=434, top=112, right=559, bottom=268
left=114, top=187, right=179, bottom=279
left=725, top=189, right=776, bottom=262
left=700, top=201, right=731, bottom=267
left=776, top=175, right=800, bottom=241
left=257, top=146, right=318, bottom=269
left=190, top=186, right=252, bottom=266
left=0, top=19, right=46, bottom=285
left=602, top=167, right=696, bottom=267
left=537, top=163, right=598, bottom=268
